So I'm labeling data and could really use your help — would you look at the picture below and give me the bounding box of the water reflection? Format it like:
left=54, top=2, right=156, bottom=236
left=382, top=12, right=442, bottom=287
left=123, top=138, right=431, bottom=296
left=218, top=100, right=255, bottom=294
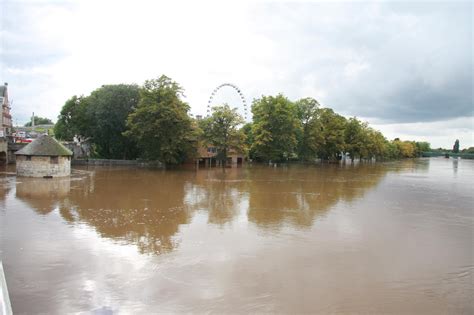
left=452, top=158, right=458, bottom=175
left=246, top=164, right=389, bottom=228
left=3, top=159, right=473, bottom=314
left=65, top=170, right=193, bottom=254
left=16, top=177, right=70, bottom=214
left=191, top=169, right=249, bottom=225
left=13, top=164, right=392, bottom=255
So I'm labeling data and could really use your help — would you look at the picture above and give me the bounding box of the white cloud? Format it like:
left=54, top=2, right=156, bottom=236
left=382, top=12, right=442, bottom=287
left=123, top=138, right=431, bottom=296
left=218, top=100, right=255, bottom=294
left=0, top=0, right=472, bottom=149
left=368, top=116, right=474, bottom=149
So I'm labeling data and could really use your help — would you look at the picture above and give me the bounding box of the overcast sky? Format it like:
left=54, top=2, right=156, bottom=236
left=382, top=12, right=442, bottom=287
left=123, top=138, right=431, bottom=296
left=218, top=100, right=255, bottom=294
left=0, top=0, right=472, bottom=148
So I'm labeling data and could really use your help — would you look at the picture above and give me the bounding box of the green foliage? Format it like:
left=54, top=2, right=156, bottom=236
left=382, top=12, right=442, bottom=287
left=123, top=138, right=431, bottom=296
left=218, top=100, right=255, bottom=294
left=393, top=139, right=416, bottom=158
left=453, top=139, right=460, bottom=153
left=200, top=104, right=245, bottom=166
left=54, top=96, right=89, bottom=141
left=54, top=85, right=140, bottom=159
left=462, top=147, right=474, bottom=154
left=415, top=141, right=431, bottom=156
left=241, top=122, right=255, bottom=159
left=87, top=84, right=140, bottom=159
left=318, top=108, right=346, bottom=160
left=24, top=116, right=53, bottom=127
left=54, top=80, right=432, bottom=164
left=251, top=94, right=299, bottom=162
left=125, top=75, right=195, bottom=164
left=344, top=117, right=366, bottom=161
left=295, top=97, right=323, bottom=161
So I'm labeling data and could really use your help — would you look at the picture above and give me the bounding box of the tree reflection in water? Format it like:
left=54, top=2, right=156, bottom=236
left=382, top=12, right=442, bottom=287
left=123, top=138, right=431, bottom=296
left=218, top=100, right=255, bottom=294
left=246, top=164, right=390, bottom=229
left=14, top=163, right=396, bottom=255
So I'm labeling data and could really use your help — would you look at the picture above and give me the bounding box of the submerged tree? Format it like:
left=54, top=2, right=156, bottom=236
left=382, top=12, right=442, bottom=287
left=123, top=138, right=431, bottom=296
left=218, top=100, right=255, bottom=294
left=251, top=94, right=299, bottom=162
left=318, top=108, right=346, bottom=160
left=295, top=97, right=323, bottom=161
left=125, top=75, right=196, bottom=164
left=87, top=84, right=140, bottom=159
left=200, top=104, right=245, bottom=167
left=344, top=117, right=366, bottom=162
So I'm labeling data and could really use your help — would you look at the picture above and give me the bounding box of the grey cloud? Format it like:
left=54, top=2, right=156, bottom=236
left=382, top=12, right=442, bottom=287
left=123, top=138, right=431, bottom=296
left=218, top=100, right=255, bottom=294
left=249, top=1, right=472, bottom=123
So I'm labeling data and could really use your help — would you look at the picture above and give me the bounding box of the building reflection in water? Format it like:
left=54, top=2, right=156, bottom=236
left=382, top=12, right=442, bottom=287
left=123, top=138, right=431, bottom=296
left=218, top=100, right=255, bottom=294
left=15, top=177, right=71, bottom=214
left=14, top=164, right=393, bottom=255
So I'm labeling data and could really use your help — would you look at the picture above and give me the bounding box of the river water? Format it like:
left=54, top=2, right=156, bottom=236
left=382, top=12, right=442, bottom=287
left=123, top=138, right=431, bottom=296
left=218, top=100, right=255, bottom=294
left=0, top=158, right=472, bottom=314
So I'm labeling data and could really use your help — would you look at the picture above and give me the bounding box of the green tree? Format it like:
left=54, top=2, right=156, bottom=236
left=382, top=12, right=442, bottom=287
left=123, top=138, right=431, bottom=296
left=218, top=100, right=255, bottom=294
left=200, top=104, right=245, bottom=167
left=393, top=139, right=416, bottom=158
left=54, top=96, right=90, bottom=141
left=24, top=116, right=53, bottom=127
left=385, top=140, right=401, bottom=159
left=241, top=122, right=255, bottom=160
left=415, top=141, right=431, bottom=156
left=125, top=75, right=195, bottom=164
left=365, top=128, right=388, bottom=160
left=453, top=139, right=460, bottom=153
left=295, top=97, right=323, bottom=161
left=344, top=117, right=366, bottom=162
left=86, top=84, right=140, bottom=159
left=318, top=108, right=346, bottom=160
left=251, top=94, right=299, bottom=162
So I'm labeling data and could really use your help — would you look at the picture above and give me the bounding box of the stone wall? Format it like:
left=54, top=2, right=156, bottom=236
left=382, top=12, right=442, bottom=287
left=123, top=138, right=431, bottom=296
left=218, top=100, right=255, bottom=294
left=16, top=155, right=71, bottom=177
left=0, top=139, right=7, bottom=164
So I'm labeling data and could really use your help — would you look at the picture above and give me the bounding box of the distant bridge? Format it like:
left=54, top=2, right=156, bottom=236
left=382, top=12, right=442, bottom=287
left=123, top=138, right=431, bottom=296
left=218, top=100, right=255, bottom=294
left=422, top=152, right=474, bottom=159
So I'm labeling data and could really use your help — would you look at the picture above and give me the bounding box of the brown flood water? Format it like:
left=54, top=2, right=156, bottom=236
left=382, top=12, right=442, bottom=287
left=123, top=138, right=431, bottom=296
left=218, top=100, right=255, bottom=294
left=0, top=158, right=473, bottom=314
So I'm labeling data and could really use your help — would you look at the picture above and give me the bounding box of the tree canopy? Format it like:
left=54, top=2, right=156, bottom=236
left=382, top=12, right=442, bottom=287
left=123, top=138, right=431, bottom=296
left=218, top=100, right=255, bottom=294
left=24, top=116, right=53, bottom=127
left=54, top=85, right=140, bottom=159
left=124, top=75, right=196, bottom=164
left=251, top=94, right=299, bottom=162
left=54, top=76, right=433, bottom=164
left=199, top=104, right=245, bottom=166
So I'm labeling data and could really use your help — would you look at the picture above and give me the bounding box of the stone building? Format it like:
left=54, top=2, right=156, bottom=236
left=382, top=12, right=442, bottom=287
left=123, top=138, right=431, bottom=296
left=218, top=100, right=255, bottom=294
left=15, top=135, right=73, bottom=177
left=0, top=82, right=13, bottom=164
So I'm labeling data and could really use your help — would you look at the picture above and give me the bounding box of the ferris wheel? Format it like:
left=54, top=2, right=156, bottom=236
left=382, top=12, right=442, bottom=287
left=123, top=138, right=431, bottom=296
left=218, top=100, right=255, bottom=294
left=206, top=83, right=248, bottom=120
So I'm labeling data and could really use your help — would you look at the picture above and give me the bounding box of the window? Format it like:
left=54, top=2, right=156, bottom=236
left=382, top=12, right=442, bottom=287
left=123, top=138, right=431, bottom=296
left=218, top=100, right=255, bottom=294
left=26, top=156, right=31, bottom=161
left=50, top=156, right=58, bottom=164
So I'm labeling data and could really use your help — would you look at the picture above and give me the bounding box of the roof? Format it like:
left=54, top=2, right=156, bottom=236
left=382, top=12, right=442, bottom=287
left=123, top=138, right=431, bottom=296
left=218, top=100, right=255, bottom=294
left=15, top=135, right=73, bottom=156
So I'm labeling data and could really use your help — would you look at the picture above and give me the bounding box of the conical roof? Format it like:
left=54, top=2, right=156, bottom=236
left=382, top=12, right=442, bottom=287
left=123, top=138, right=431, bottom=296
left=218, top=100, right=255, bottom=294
left=15, top=135, right=72, bottom=156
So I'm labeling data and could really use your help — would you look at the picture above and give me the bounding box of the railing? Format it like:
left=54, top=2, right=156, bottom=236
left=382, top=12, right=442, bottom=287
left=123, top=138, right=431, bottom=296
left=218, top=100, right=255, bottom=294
left=422, top=152, right=474, bottom=159
left=0, top=261, right=12, bottom=315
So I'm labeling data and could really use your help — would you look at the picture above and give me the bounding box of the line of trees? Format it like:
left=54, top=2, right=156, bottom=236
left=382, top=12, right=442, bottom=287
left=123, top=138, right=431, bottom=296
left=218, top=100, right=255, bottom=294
left=24, top=116, right=53, bottom=127
left=54, top=75, right=431, bottom=165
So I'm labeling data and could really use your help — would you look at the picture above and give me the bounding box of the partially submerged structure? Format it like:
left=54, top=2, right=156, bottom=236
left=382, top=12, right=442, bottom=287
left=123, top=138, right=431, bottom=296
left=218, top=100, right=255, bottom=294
left=15, top=135, right=72, bottom=177
left=197, top=145, right=245, bottom=167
